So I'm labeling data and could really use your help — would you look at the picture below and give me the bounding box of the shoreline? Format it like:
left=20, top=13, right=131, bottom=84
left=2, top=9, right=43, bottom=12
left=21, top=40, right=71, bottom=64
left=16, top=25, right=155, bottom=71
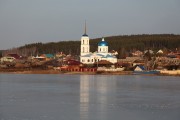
left=0, top=69, right=132, bottom=75
left=0, top=69, right=179, bottom=76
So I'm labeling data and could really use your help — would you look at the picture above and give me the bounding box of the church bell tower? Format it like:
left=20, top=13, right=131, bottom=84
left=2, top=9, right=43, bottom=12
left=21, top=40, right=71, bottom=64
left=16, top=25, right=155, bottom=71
left=80, top=21, right=90, bottom=56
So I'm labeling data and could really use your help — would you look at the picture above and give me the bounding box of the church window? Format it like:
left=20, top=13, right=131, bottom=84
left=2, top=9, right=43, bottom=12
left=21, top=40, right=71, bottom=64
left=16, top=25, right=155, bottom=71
left=88, top=59, right=90, bottom=62
left=83, top=47, right=84, bottom=52
left=100, top=48, right=101, bottom=52
left=83, top=40, right=84, bottom=44
left=103, top=48, right=105, bottom=52
left=92, top=59, right=93, bottom=62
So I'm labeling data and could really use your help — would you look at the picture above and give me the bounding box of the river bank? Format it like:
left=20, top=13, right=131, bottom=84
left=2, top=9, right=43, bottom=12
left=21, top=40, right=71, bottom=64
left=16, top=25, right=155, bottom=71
left=160, top=70, right=180, bottom=76
left=0, top=69, right=132, bottom=75
left=0, top=68, right=180, bottom=76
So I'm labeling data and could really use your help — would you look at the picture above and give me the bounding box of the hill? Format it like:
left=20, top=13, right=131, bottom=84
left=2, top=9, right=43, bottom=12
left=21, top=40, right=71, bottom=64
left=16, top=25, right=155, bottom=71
left=3, top=34, right=180, bottom=58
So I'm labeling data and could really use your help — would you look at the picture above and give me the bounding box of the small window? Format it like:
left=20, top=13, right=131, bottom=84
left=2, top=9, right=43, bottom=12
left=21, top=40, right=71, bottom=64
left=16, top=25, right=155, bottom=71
left=92, top=59, right=93, bottom=62
left=83, top=47, right=84, bottom=52
left=88, top=59, right=90, bottom=62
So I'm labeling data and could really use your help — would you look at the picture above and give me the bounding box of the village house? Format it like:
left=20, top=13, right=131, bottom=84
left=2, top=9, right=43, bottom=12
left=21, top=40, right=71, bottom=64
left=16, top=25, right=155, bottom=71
left=0, top=53, right=21, bottom=63
left=40, top=54, right=54, bottom=61
left=55, top=52, right=66, bottom=59
left=134, top=65, right=145, bottom=72
left=0, top=56, right=15, bottom=63
left=167, top=51, right=180, bottom=59
left=131, top=50, right=143, bottom=57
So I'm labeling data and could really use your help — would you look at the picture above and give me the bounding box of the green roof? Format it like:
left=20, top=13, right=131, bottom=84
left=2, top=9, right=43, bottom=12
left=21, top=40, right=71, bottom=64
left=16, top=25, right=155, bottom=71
left=45, top=54, right=54, bottom=58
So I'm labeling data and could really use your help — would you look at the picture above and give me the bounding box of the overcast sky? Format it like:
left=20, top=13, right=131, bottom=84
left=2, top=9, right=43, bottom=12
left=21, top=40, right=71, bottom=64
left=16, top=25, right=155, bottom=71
left=0, top=0, right=180, bottom=49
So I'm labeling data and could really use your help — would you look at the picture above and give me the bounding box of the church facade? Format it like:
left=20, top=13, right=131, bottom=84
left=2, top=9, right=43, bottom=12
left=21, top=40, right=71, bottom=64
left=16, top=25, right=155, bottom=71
left=80, top=27, right=117, bottom=64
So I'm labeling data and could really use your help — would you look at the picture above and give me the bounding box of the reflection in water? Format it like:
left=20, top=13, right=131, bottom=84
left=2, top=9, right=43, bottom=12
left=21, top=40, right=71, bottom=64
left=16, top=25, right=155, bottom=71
left=80, top=75, right=117, bottom=120
left=80, top=75, right=90, bottom=120
left=96, top=77, right=109, bottom=120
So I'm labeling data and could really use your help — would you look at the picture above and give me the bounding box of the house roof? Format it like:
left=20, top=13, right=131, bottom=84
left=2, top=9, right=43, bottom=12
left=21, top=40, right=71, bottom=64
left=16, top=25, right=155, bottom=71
left=134, top=65, right=145, bottom=71
left=94, top=60, right=113, bottom=65
left=43, top=54, right=54, bottom=58
left=67, top=60, right=82, bottom=65
left=157, top=50, right=163, bottom=54
left=166, top=55, right=177, bottom=58
left=7, top=54, right=20, bottom=59
left=144, top=50, right=154, bottom=54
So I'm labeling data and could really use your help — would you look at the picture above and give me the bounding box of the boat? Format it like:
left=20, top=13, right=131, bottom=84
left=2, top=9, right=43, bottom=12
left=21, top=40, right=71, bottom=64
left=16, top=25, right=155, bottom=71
left=133, top=70, right=160, bottom=75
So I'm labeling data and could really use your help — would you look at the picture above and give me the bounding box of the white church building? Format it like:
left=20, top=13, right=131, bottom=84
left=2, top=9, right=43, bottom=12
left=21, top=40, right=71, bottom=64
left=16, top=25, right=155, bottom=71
left=80, top=25, right=117, bottom=64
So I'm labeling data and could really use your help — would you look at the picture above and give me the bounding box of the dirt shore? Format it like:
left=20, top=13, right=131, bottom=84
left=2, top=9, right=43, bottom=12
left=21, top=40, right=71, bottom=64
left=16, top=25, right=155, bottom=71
left=0, top=69, right=179, bottom=76
left=0, top=68, right=132, bottom=75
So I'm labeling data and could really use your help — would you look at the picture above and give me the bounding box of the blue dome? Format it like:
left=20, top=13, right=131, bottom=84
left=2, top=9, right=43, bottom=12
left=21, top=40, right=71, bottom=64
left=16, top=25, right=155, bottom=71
left=98, top=38, right=108, bottom=46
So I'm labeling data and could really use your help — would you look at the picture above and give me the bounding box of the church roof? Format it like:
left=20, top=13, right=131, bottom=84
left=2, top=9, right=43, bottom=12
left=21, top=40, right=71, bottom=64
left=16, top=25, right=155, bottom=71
left=81, top=53, right=93, bottom=57
left=102, top=54, right=116, bottom=58
left=81, top=53, right=116, bottom=58
left=96, top=54, right=105, bottom=57
left=82, top=34, right=88, bottom=37
left=98, top=38, right=108, bottom=46
left=81, top=53, right=105, bottom=57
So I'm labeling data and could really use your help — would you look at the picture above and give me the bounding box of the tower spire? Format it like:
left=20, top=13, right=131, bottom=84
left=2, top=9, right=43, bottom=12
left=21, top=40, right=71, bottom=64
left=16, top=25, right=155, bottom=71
left=85, top=20, right=86, bottom=35
left=83, top=20, right=88, bottom=36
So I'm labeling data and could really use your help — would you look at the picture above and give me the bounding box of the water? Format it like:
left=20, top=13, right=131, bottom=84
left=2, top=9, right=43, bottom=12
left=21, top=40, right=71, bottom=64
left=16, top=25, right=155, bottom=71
left=0, top=74, right=180, bottom=120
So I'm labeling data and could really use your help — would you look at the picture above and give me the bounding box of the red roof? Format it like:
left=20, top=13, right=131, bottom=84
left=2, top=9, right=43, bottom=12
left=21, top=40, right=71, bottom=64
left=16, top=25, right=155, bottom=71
left=7, top=54, right=21, bottom=59
left=66, top=60, right=82, bottom=65
left=94, top=60, right=113, bottom=65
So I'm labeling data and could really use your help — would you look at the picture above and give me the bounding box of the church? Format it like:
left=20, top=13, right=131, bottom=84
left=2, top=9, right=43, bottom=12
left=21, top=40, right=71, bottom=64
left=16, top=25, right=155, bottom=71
left=80, top=24, right=117, bottom=64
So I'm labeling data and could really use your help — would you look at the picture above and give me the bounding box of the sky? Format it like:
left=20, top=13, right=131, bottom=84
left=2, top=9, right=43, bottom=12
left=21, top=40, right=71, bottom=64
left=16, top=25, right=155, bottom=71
left=0, top=0, right=180, bottom=50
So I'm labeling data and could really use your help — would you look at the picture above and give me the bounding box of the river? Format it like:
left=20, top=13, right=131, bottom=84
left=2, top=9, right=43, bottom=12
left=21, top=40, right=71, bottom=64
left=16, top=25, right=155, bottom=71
left=0, top=74, right=180, bottom=120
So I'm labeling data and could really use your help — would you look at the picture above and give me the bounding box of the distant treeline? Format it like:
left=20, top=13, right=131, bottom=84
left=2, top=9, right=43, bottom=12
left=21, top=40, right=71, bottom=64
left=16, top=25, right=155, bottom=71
left=3, top=34, right=180, bottom=57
